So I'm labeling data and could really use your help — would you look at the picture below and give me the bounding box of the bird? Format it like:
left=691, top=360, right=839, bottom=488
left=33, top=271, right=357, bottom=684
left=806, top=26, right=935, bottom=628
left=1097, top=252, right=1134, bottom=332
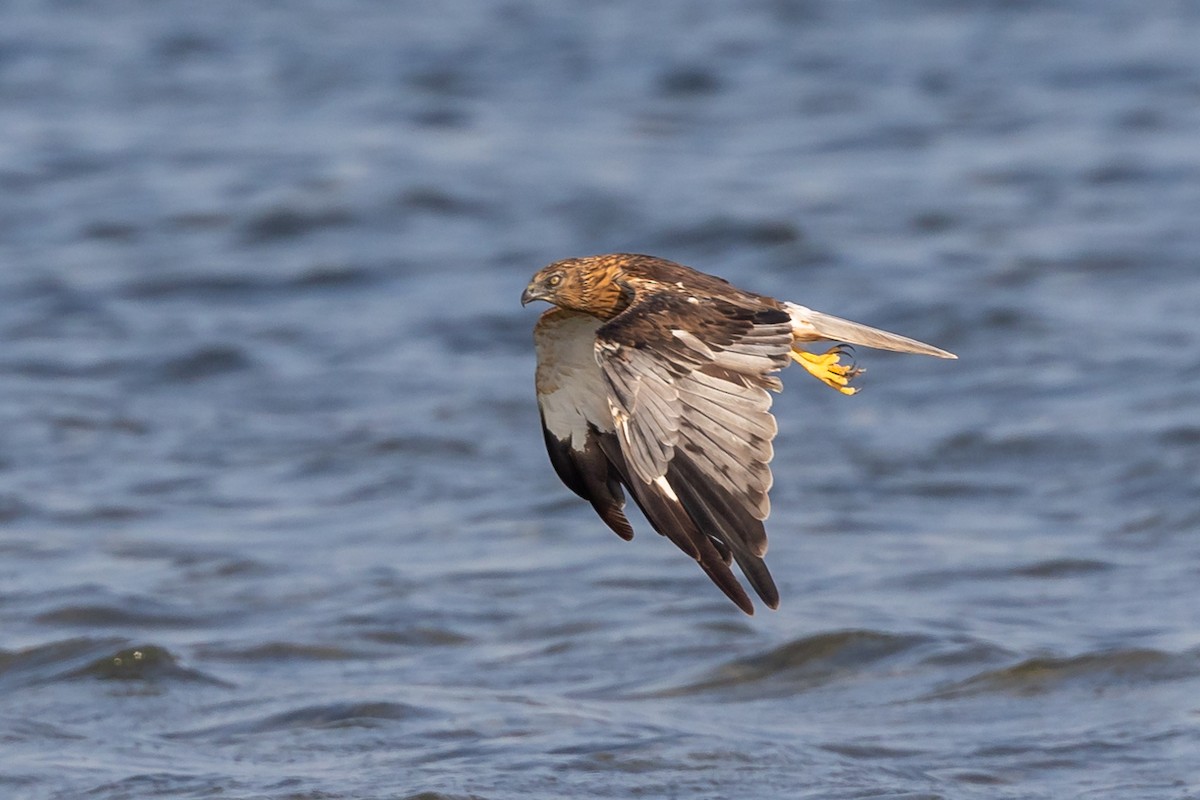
left=521, top=253, right=955, bottom=614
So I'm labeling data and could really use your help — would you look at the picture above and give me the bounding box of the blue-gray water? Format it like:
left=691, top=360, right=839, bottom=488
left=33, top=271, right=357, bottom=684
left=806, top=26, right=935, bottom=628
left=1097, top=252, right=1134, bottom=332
left=2, top=2, right=1199, bottom=798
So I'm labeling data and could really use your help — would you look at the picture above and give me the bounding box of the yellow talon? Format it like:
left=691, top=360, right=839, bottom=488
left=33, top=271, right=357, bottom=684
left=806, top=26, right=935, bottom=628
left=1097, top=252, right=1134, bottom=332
left=791, top=346, right=862, bottom=395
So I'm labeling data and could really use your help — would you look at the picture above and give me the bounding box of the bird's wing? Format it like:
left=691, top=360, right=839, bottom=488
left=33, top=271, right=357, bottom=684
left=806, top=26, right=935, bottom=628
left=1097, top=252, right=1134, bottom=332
left=595, top=292, right=795, bottom=608
left=534, top=307, right=760, bottom=612
left=534, top=309, right=633, bottom=540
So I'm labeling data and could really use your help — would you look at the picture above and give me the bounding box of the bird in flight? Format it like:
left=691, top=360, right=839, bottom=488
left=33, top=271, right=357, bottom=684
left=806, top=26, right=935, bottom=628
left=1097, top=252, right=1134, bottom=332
left=522, top=253, right=955, bottom=614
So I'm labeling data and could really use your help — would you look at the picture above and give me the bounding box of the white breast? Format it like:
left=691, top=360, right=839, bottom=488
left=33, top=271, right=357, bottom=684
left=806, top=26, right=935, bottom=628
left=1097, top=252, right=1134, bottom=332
left=534, top=311, right=614, bottom=447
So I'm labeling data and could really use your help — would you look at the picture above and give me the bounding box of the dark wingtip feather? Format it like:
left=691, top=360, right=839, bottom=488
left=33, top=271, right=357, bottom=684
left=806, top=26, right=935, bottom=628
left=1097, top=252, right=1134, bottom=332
left=734, top=594, right=755, bottom=616
left=667, top=454, right=781, bottom=611
left=733, top=551, right=780, bottom=609
left=696, top=551, right=756, bottom=615
left=638, top=491, right=757, bottom=614
left=597, top=504, right=635, bottom=541
left=708, top=534, right=733, bottom=565
left=596, top=432, right=759, bottom=614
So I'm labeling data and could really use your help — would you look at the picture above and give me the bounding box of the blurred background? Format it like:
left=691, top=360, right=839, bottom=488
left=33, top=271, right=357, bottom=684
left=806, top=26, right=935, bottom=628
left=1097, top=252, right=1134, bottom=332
left=1, top=1, right=1198, bottom=798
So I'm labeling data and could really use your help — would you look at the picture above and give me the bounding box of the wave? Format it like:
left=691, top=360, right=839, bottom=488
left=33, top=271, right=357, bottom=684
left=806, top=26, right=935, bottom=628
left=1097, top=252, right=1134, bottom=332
left=0, top=638, right=229, bottom=689
left=167, top=700, right=432, bottom=739
left=638, top=629, right=935, bottom=699
left=927, top=647, right=1200, bottom=699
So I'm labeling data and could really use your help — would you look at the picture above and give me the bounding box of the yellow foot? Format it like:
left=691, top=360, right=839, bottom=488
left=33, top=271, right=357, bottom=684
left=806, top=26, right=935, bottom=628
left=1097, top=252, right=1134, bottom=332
left=791, top=345, right=862, bottom=395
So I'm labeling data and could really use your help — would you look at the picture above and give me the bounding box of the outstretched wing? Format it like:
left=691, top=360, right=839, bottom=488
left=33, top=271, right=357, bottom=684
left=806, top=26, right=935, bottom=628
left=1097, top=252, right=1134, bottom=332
left=595, top=291, right=795, bottom=609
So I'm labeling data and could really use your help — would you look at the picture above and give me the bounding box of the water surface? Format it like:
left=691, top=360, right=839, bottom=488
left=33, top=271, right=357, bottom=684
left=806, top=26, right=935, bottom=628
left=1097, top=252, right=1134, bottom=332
left=1, top=2, right=1199, bottom=798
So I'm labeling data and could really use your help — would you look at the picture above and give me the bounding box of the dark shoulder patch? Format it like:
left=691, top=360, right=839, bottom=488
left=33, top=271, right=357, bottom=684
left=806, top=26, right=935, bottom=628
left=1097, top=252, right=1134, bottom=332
left=752, top=306, right=791, bottom=326
left=614, top=254, right=786, bottom=310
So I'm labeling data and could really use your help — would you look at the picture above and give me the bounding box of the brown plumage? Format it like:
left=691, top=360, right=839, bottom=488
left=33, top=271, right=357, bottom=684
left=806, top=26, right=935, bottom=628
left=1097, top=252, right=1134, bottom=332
left=522, top=253, right=955, bottom=614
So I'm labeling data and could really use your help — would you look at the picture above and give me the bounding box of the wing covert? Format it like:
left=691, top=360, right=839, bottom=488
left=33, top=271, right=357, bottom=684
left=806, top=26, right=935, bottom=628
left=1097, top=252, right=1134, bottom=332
left=595, top=292, right=793, bottom=597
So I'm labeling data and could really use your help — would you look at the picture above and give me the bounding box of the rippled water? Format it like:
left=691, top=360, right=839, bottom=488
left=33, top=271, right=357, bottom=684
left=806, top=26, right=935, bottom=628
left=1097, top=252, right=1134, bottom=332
left=2, top=2, right=1199, bottom=798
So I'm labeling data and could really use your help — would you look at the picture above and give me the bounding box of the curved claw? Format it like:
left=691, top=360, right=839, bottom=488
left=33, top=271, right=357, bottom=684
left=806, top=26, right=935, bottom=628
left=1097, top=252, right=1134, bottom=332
left=832, top=344, right=859, bottom=370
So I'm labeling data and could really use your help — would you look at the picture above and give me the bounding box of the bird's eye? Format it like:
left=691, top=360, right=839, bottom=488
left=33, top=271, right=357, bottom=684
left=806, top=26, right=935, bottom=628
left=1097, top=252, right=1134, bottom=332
left=548, top=274, right=563, bottom=287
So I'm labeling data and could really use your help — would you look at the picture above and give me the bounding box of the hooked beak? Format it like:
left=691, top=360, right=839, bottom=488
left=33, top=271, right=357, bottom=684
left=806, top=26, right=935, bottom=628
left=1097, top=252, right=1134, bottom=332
left=521, top=283, right=544, bottom=306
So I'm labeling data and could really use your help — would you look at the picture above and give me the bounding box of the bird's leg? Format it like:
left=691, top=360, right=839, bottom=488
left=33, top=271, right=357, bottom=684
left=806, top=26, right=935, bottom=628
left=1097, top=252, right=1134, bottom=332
left=791, top=344, right=862, bottom=395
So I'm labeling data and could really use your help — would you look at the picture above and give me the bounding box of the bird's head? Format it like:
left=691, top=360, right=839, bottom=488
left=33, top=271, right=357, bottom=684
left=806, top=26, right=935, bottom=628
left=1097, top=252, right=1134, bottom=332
left=521, top=255, right=632, bottom=319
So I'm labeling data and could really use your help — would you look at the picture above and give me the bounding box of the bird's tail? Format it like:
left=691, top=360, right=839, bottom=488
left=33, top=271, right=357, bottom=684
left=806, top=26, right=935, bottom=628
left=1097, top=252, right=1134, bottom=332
left=785, top=302, right=957, bottom=359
